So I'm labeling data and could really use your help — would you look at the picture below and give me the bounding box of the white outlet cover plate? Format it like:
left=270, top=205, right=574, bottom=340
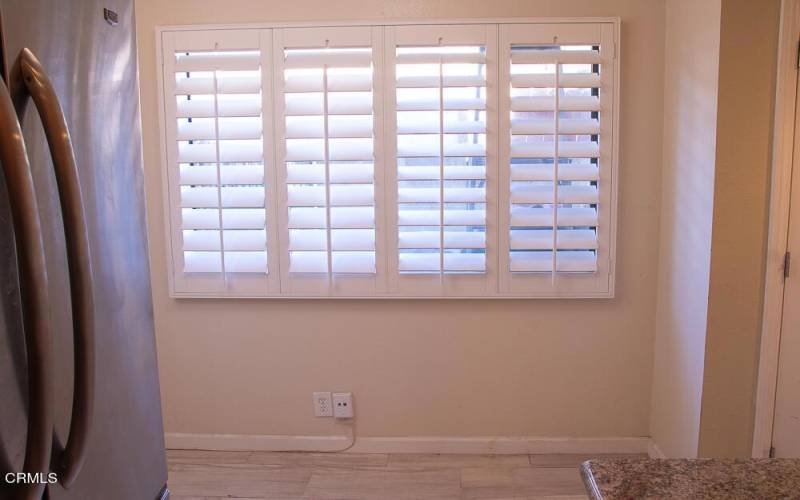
left=332, top=392, right=354, bottom=418
left=313, top=391, right=333, bottom=417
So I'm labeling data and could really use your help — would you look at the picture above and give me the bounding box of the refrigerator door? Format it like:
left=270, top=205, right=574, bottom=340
left=0, top=146, right=27, bottom=493
left=0, top=0, right=168, bottom=498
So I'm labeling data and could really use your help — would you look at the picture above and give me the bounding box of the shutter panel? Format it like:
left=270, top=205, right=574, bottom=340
left=385, top=25, right=497, bottom=296
left=162, top=29, right=279, bottom=295
left=274, top=27, right=385, bottom=295
left=499, top=23, right=616, bottom=295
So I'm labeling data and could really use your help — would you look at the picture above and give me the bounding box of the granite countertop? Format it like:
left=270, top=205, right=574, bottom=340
left=581, top=458, right=800, bottom=499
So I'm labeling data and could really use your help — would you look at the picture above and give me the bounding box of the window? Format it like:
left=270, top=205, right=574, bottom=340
left=158, top=20, right=618, bottom=298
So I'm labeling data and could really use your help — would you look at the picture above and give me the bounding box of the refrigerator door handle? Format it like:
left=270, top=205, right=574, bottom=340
left=12, top=48, right=95, bottom=489
left=0, top=77, right=54, bottom=500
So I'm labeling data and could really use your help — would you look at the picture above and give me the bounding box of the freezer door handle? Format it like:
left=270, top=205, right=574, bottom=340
left=12, top=47, right=96, bottom=489
left=0, top=77, right=54, bottom=500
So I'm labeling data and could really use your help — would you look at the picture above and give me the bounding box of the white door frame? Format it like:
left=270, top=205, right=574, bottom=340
left=752, top=0, right=800, bottom=459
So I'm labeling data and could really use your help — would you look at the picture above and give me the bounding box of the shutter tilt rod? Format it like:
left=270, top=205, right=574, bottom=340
left=552, top=60, right=560, bottom=285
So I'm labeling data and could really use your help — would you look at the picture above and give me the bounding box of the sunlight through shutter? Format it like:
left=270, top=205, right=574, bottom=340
left=172, top=40, right=267, bottom=275
left=507, top=44, right=600, bottom=273
left=394, top=44, right=488, bottom=274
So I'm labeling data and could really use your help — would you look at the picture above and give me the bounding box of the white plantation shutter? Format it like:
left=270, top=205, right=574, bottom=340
left=499, top=23, right=616, bottom=296
left=274, top=27, right=385, bottom=295
left=385, top=25, right=497, bottom=296
left=158, top=21, right=617, bottom=298
left=161, top=29, right=279, bottom=295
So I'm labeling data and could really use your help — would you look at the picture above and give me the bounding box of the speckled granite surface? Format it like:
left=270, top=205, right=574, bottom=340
left=581, top=458, right=800, bottom=500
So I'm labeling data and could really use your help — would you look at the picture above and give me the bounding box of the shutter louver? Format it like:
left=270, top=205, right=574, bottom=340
left=394, top=44, right=488, bottom=274
left=278, top=31, right=379, bottom=284
left=173, top=44, right=268, bottom=275
left=506, top=44, right=603, bottom=275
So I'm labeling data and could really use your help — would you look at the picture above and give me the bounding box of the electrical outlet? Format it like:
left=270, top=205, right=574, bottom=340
left=332, top=392, right=354, bottom=419
left=313, top=392, right=333, bottom=417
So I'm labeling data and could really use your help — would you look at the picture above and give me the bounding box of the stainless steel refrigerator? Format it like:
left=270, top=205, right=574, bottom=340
left=0, top=0, right=168, bottom=499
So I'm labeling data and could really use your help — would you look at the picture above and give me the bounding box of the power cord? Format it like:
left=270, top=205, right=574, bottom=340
left=318, top=417, right=356, bottom=453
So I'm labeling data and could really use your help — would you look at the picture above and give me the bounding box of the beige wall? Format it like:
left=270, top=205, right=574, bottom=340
left=698, top=0, right=780, bottom=458
left=135, top=0, right=665, bottom=439
left=649, top=0, right=721, bottom=459
left=649, top=0, right=780, bottom=458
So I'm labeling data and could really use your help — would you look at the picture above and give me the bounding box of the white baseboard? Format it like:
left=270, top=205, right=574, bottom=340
left=647, top=440, right=666, bottom=458
left=165, top=432, right=651, bottom=455
left=165, top=433, right=351, bottom=452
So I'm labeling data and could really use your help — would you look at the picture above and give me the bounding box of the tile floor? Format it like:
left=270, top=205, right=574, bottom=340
left=167, top=449, right=646, bottom=499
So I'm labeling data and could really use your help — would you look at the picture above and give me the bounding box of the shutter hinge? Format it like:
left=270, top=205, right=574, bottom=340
left=769, top=446, right=776, bottom=458
left=796, top=39, right=800, bottom=68
left=784, top=251, right=792, bottom=279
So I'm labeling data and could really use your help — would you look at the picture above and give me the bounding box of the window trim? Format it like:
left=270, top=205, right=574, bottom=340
left=154, top=17, right=620, bottom=299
